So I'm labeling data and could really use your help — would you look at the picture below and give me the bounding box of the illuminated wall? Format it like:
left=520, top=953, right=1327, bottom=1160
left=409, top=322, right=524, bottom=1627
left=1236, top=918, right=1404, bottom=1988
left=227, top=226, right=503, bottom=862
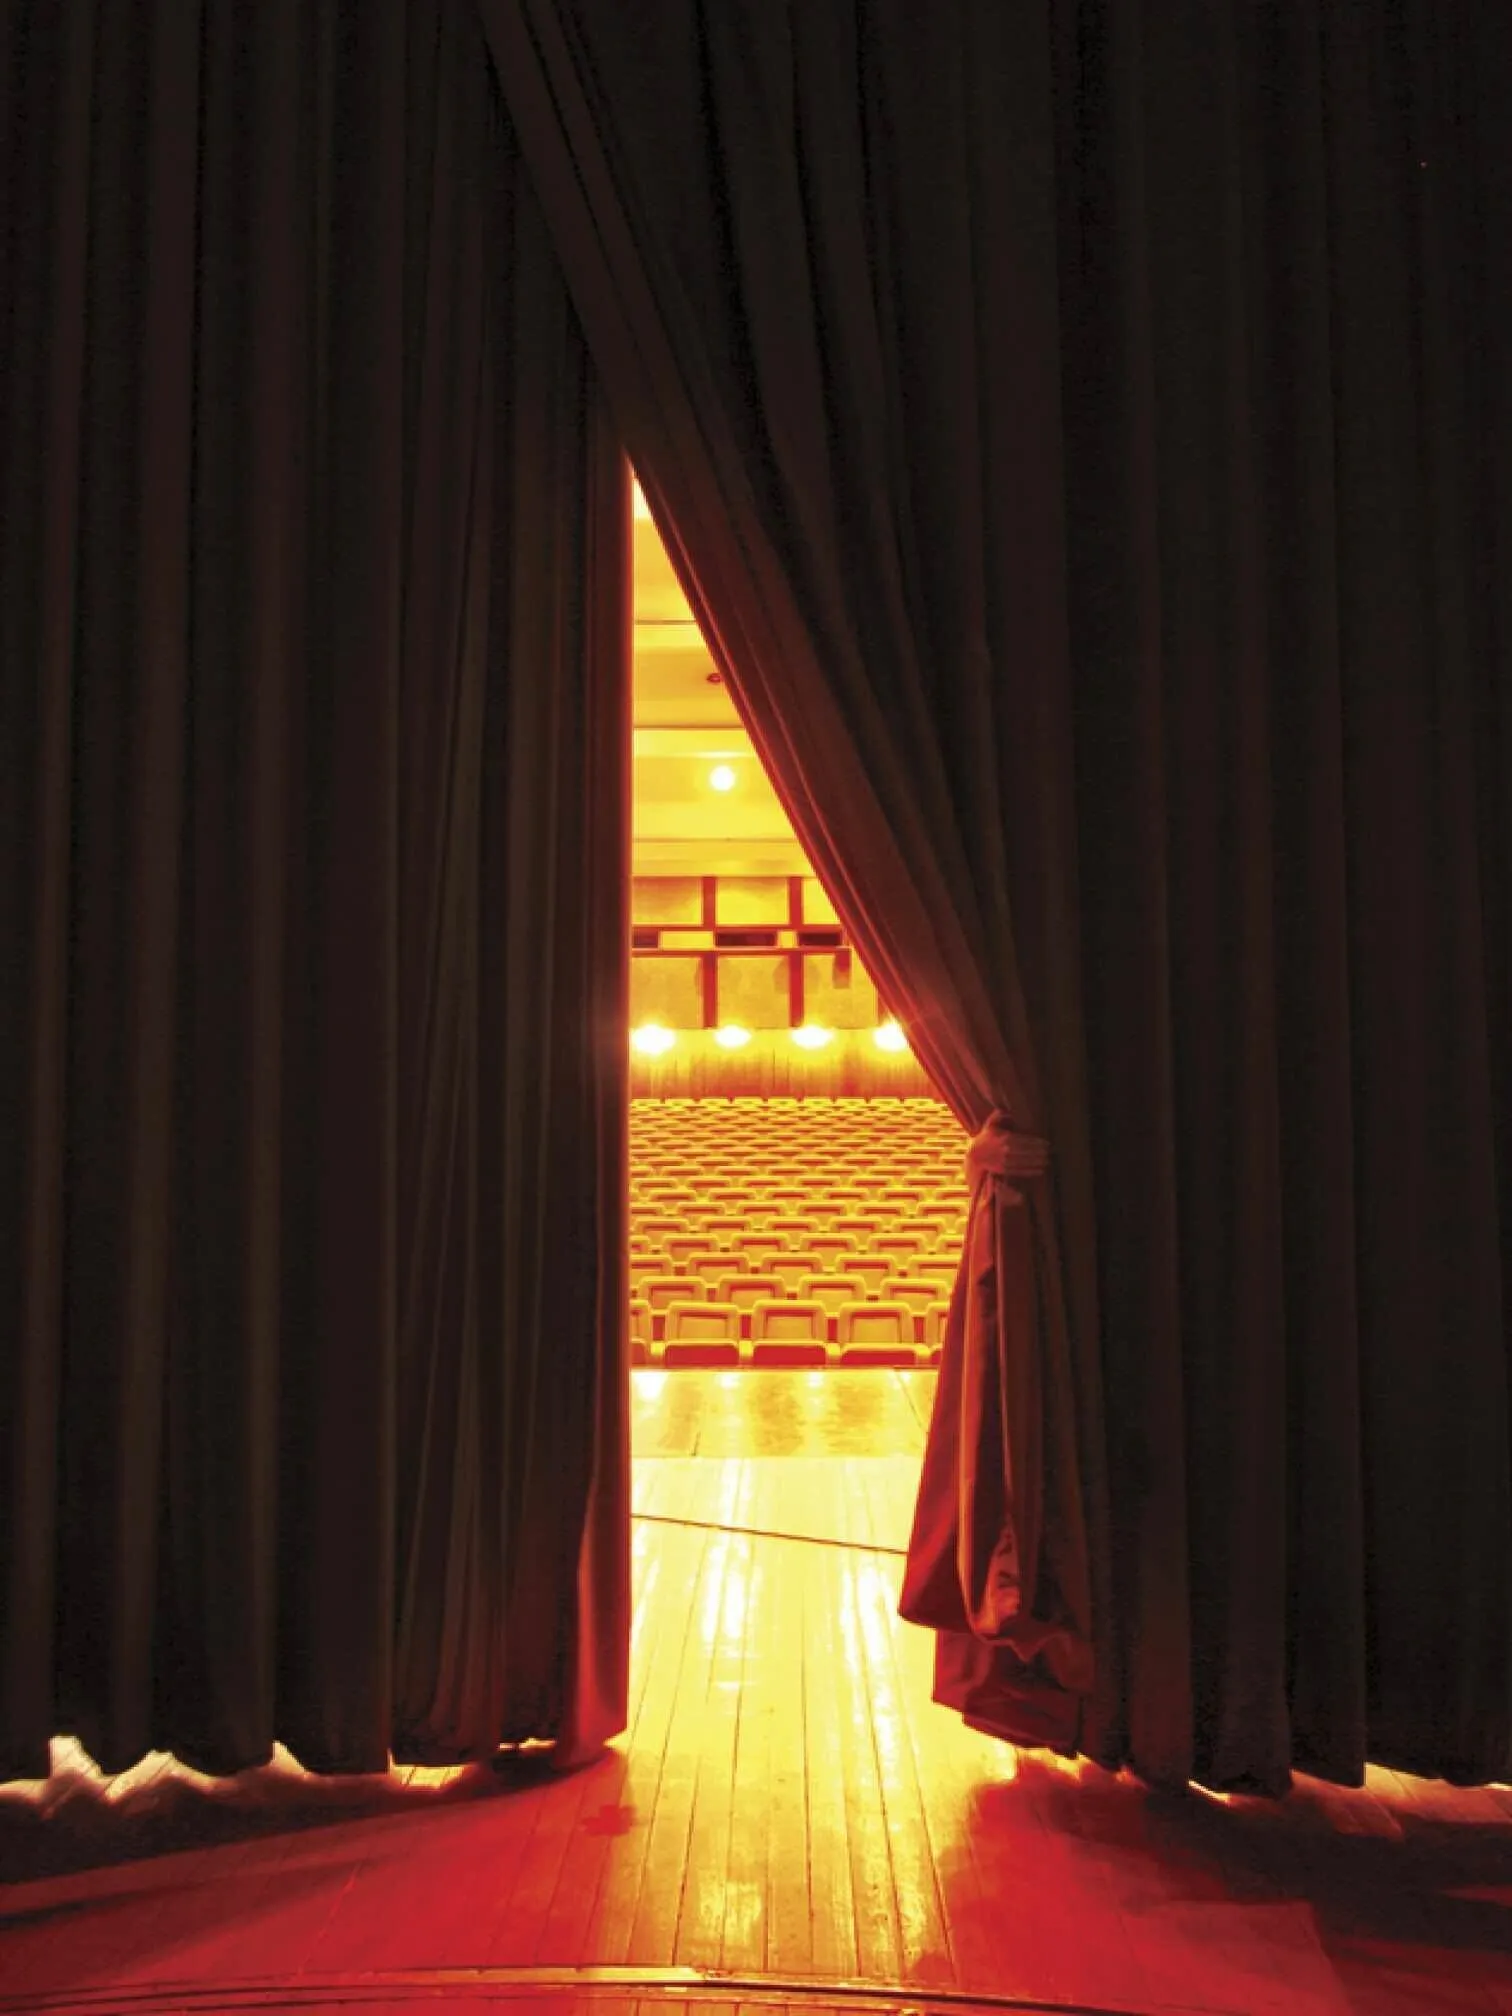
left=630, top=873, right=937, bottom=1099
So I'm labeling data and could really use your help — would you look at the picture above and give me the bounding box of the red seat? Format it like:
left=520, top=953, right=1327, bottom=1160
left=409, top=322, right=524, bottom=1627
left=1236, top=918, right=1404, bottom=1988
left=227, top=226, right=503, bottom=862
left=715, top=1273, right=785, bottom=1338
left=663, top=1339, right=742, bottom=1367
left=662, top=1299, right=739, bottom=1342
left=836, top=1299, right=913, bottom=1348
left=751, top=1340, right=829, bottom=1367
left=750, top=1299, right=828, bottom=1344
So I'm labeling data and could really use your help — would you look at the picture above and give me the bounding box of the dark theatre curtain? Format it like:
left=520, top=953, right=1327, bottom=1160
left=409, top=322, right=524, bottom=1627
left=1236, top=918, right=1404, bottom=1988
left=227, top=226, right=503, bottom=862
left=0, top=0, right=630, bottom=1781
left=481, top=0, right=1511, bottom=1790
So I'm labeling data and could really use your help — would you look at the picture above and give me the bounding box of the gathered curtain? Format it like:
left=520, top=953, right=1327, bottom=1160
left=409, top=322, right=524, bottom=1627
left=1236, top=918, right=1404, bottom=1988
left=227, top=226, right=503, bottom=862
left=479, top=0, right=1110, bottom=1756
left=0, top=0, right=629, bottom=1780
left=481, top=0, right=1511, bottom=1790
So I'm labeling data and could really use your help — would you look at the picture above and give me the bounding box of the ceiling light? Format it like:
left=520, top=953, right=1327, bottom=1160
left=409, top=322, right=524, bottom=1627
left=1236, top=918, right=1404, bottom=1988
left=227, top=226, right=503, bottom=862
left=713, top=1024, right=751, bottom=1048
left=709, top=764, right=737, bottom=792
left=631, top=1023, right=676, bottom=1055
left=791, top=1024, right=834, bottom=1049
left=873, top=1020, right=909, bottom=1053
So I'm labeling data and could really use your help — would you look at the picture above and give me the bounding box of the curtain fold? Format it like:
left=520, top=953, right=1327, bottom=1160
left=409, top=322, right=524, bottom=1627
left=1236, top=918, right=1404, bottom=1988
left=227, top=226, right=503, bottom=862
left=0, top=0, right=629, bottom=1780
left=479, top=0, right=1111, bottom=1756
left=481, top=0, right=1511, bottom=1789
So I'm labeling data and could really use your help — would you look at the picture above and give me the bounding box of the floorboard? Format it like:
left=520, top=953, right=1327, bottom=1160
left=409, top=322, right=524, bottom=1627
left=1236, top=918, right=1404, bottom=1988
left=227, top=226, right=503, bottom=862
left=4, top=1371, right=1512, bottom=2016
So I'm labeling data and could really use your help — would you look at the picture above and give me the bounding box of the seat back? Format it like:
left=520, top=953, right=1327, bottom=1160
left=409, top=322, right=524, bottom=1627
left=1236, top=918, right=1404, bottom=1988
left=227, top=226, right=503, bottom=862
left=750, top=1298, right=827, bottom=1342
left=663, top=1299, right=740, bottom=1342
left=836, top=1299, right=913, bottom=1346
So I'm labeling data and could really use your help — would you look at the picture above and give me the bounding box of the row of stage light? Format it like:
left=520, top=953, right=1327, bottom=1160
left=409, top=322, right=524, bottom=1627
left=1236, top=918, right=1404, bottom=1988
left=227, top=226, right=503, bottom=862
left=631, top=1019, right=912, bottom=1056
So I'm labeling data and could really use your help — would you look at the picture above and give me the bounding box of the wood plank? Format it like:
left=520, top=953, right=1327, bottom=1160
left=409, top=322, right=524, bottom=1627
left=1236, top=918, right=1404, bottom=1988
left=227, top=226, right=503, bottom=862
left=672, top=1475, right=754, bottom=1969
left=589, top=1518, right=712, bottom=1965
left=824, top=1541, right=905, bottom=1983
left=5, top=1373, right=1512, bottom=2016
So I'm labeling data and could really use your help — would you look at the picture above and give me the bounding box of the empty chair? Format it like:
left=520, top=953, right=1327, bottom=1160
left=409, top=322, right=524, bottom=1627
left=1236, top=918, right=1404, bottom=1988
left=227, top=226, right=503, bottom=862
left=689, top=1250, right=741, bottom=1287
left=831, top=1215, right=879, bottom=1247
left=804, top=1234, right=854, bottom=1269
left=750, top=1298, right=828, bottom=1343
left=640, top=1274, right=707, bottom=1341
left=836, top=1299, right=912, bottom=1346
left=697, top=1216, right=751, bottom=1246
left=847, top=1255, right=894, bottom=1296
left=763, top=1215, right=819, bottom=1243
left=660, top=1286, right=741, bottom=1368
left=916, top=1259, right=960, bottom=1294
left=749, top=1297, right=830, bottom=1367
left=633, top=1214, right=687, bottom=1243
left=768, top=1251, right=828, bottom=1294
left=872, top=1230, right=930, bottom=1267
left=665, top=1232, right=713, bottom=1267
left=661, top=1334, right=742, bottom=1364
left=736, top=1232, right=784, bottom=1266
left=799, top=1273, right=868, bottom=1319
left=715, top=1273, right=785, bottom=1338
left=885, top=1277, right=940, bottom=1339
left=751, top=1337, right=828, bottom=1367
left=663, top=1299, right=741, bottom=1342
left=629, top=1297, right=653, bottom=1366
left=836, top=1299, right=917, bottom=1364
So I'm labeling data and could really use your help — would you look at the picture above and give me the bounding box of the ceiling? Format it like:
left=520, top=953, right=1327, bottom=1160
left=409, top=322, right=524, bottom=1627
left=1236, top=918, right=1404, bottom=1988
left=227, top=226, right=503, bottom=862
left=632, top=483, right=809, bottom=878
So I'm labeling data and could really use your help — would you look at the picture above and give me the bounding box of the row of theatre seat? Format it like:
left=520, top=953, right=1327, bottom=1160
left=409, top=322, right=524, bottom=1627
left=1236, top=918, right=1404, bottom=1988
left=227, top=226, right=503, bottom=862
left=629, top=1095, right=968, bottom=1367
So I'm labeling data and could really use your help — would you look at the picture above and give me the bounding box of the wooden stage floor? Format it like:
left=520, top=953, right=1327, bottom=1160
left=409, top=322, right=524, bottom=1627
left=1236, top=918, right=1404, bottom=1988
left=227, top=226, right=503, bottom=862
left=3, top=1371, right=1511, bottom=2016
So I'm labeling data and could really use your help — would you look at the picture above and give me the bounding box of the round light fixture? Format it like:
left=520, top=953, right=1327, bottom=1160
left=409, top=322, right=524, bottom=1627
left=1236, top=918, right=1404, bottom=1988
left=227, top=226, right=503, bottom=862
left=631, top=1022, right=676, bottom=1055
left=713, top=1024, right=751, bottom=1048
left=873, top=1020, right=910, bottom=1053
left=709, top=763, right=737, bottom=792
left=791, top=1024, right=834, bottom=1050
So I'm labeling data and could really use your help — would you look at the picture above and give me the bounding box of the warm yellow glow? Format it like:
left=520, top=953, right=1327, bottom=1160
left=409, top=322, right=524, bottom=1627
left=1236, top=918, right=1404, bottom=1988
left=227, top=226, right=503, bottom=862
left=631, top=1022, right=677, bottom=1055
left=713, top=1024, right=752, bottom=1048
left=791, top=1024, right=834, bottom=1049
left=708, top=763, right=737, bottom=792
left=631, top=476, right=652, bottom=520
left=873, top=1019, right=910, bottom=1053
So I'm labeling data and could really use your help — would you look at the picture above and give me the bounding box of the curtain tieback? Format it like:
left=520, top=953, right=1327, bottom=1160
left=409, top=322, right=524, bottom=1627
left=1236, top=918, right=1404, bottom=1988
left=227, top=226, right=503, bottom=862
left=966, top=1109, right=1050, bottom=1194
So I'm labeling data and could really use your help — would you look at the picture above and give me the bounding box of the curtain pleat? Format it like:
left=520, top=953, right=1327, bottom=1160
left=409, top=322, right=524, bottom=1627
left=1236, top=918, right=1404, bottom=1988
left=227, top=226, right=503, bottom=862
left=481, top=0, right=1109, bottom=1755
left=481, top=0, right=1511, bottom=1789
left=0, top=0, right=629, bottom=1781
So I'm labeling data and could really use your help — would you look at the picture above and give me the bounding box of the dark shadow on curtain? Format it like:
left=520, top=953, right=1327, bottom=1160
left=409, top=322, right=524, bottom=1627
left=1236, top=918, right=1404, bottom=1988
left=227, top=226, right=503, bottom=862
left=0, top=0, right=630, bottom=1782
left=479, top=0, right=1510, bottom=1790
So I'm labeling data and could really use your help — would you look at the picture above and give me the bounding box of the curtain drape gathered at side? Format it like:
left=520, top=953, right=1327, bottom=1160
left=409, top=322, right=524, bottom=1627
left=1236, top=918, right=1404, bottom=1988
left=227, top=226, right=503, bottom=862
left=480, top=0, right=1511, bottom=1790
left=0, top=0, right=630, bottom=1781
left=479, top=0, right=1111, bottom=1757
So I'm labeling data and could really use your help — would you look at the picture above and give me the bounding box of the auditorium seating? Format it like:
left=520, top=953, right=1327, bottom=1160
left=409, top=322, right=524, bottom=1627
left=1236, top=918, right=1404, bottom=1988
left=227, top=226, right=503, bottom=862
left=630, top=1095, right=968, bottom=1368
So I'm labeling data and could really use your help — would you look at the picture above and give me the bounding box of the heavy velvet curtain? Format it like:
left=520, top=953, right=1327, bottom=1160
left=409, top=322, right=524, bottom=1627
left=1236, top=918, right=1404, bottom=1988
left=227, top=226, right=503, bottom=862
left=480, top=0, right=1109, bottom=1757
left=481, top=0, right=1512, bottom=1790
left=0, top=0, right=630, bottom=1780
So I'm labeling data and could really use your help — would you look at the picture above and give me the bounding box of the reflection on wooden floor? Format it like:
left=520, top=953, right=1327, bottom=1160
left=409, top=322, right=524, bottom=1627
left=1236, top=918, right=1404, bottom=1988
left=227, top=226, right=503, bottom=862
left=3, top=1372, right=1512, bottom=2016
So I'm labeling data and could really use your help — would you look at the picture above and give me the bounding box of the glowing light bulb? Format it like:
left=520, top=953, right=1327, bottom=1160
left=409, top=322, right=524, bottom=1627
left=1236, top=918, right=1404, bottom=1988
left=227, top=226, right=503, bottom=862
left=713, top=1024, right=751, bottom=1048
left=873, top=1020, right=909, bottom=1053
left=709, top=764, right=737, bottom=792
left=791, top=1024, right=834, bottom=1049
left=631, top=1023, right=676, bottom=1055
